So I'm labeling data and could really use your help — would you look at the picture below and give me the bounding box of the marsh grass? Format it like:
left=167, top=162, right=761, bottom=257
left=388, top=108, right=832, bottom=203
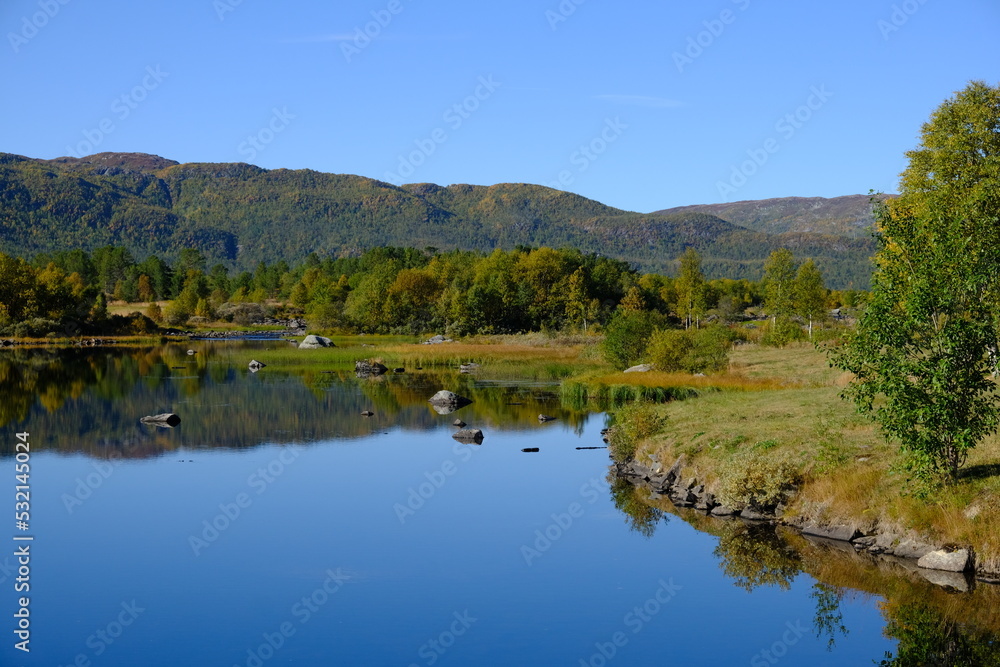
left=216, top=337, right=607, bottom=382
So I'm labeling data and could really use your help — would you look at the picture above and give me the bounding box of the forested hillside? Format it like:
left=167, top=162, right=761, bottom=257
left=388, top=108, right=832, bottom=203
left=0, top=152, right=874, bottom=288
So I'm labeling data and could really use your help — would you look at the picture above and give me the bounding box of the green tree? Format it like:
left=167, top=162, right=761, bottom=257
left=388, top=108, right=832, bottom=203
left=794, top=259, right=827, bottom=338
left=675, top=248, right=705, bottom=329
left=833, top=82, right=1000, bottom=484
left=762, top=248, right=797, bottom=323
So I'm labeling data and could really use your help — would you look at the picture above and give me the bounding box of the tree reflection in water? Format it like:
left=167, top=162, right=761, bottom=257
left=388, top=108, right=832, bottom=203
left=878, top=602, right=1000, bottom=667
left=714, top=520, right=801, bottom=591
left=607, top=473, right=667, bottom=538
left=604, top=457, right=1000, bottom=664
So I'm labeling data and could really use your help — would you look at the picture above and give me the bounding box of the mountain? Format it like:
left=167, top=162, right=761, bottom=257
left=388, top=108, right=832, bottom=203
left=0, top=152, right=874, bottom=288
left=655, top=195, right=887, bottom=239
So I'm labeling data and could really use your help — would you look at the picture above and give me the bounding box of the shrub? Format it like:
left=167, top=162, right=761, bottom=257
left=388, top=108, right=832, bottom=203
left=600, top=310, right=664, bottom=370
left=761, top=315, right=806, bottom=347
left=104, top=312, right=159, bottom=335
left=6, top=318, right=61, bottom=337
left=647, top=329, right=692, bottom=371
left=718, top=445, right=800, bottom=510
left=215, top=302, right=267, bottom=325
left=647, top=324, right=734, bottom=373
left=163, top=301, right=190, bottom=326
left=145, top=302, right=163, bottom=324
left=606, top=403, right=667, bottom=461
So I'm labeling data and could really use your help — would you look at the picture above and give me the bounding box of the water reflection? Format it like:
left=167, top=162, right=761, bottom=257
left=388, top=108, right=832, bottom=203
left=607, top=473, right=667, bottom=537
left=612, top=486, right=1000, bottom=665
left=878, top=602, right=1000, bottom=666
left=0, top=343, right=598, bottom=458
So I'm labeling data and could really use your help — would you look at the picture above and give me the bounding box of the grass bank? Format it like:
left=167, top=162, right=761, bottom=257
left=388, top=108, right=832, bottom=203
left=619, top=342, right=1000, bottom=573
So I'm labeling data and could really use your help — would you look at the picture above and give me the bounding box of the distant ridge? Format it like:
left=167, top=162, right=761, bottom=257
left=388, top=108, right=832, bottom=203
left=0, top=152, right=874, bottom=288
left=654, top=195, right=891, bottom=239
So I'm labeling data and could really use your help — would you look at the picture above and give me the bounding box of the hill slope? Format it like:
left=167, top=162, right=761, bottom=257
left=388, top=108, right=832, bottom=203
left=655, top=195, right=885, bottom=239
left=0, top=152, right=874, bottom=288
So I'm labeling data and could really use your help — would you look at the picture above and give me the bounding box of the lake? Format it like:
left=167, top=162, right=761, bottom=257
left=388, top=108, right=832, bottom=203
left=0, top=341, right=996, bottom=666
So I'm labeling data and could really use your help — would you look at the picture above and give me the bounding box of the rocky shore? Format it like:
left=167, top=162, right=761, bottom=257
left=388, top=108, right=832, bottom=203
left=614, top=457, right=998, bottom=583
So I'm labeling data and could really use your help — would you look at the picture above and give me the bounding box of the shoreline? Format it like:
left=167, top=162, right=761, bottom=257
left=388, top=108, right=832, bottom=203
left=613, top=456, right=1000, bottom=582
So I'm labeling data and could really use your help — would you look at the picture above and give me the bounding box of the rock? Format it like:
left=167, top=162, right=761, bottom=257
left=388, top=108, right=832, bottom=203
left=299, top=335, right=334, bottom=350
left=522, top=448, right=540, bottom=453
left=918, top=569, right=971, bottom=592
left=452, top=419, right=467, bottom=428
left=423, top=335, right=453, bottom=345
left=670, top=488, right=697, bottom=506
left=140, top=413, right=181, bottom=427
left=710, top=505, right=736, bottom=516
left=360, top=410, right=374, bottom=417
left=918, top=548, right=972, bottom=572
left=538, top=414, right=557, bottom=422
left=355, top=360, right=389, bottom=377
left=801, top=523, right=861, bottom=543
left=739, top=507, right=771, bottom=521
left=248, top=359, right=266, bottom=372
left=452, top=428, right=484, bottom=444
left=893, top=539, right=937, bottom=560
left=428, top=390, right=473, bottom=414
left=459, top=363, right=480, bottom=373
left=623, top=364, right=653, bottom=373
left=627, top=463, right=654, bottom=480
left=665, top=455, right=686, bottom=484
left=694, top=493, right=717, bottom=511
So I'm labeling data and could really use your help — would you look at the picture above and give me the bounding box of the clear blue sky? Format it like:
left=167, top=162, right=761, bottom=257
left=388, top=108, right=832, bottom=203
left=2, top=0, right=997, bottom=212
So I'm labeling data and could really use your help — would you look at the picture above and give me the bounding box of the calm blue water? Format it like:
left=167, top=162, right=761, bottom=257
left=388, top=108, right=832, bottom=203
left=0, top=342, right=967, bottom=665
